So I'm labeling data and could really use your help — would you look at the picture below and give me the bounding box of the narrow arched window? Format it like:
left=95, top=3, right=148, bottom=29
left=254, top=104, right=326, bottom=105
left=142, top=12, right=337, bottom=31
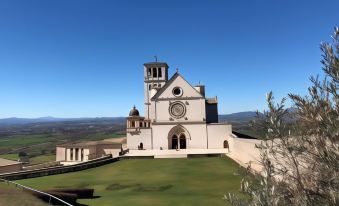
left=224, top=140, right=229, bottom=149
left=158, top=67, right=162, bottom=77
left=153, top=67, right=157, bottom=77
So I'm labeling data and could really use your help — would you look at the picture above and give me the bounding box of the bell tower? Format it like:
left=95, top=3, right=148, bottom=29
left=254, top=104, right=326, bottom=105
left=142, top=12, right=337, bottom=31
left=143, top=62, right=169, bottom=119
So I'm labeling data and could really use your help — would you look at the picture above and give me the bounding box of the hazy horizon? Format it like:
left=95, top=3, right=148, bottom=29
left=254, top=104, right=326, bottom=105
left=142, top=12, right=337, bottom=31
left=0, top=110, right=257, bottom=119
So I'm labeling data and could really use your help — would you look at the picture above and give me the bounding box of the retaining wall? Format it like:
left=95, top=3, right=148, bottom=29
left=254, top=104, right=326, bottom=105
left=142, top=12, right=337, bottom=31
left=0, top=155, right=118, bottom=181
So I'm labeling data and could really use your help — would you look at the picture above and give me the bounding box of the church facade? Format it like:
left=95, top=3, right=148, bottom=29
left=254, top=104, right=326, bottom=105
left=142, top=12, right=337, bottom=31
left=127, top=62, right=233, bottom=151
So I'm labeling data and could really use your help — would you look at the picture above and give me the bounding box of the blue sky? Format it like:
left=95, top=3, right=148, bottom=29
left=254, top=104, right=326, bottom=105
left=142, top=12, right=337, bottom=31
left=0, top=0, right=338, bottom=118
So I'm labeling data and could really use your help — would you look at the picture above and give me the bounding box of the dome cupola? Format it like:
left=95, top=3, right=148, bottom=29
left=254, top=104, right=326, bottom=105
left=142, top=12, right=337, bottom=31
left=129, top=105, right=140, bottom=117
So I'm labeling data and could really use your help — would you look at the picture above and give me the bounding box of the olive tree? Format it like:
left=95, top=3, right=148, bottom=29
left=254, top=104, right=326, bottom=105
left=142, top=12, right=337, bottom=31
left=226, top=27, right=339, bottom=206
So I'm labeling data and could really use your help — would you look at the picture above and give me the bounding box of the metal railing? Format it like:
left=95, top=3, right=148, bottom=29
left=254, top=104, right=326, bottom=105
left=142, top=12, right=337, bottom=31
left=0, top=178, right=73, bottom=206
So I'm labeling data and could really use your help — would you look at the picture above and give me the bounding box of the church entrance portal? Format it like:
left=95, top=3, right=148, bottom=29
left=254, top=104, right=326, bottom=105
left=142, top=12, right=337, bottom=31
left=168, top=125, right=190, bottom=150
left=179, top=134, right=186, bottom=149
left=171, top=135, right=178, bottom=149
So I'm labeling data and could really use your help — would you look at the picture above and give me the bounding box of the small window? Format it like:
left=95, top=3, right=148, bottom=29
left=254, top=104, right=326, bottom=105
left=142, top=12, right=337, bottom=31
left=224, top=140, right=229, bottom=149
left=152, top=67, right=157, bottom=77
left=153, top=83, right=157, bottom=87
left=158, top=83, right=161, bottom=87
left=149, top=85, right=151, bottom=90
left=147, top=68, right=151, bottom=76
left=158, top=67, right=162, bottom=77
left=172, top=87, right=183, bottom=97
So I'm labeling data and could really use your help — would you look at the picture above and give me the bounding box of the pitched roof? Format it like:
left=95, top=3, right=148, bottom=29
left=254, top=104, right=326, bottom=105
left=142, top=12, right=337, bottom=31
left=151, top=72, right=204, bottom=101
left=56, top=138, right=126, bottom=147
left=143, top=62, right=169, bottom=67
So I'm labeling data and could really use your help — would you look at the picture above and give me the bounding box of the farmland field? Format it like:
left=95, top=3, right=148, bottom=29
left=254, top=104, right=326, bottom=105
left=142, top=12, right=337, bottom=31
left=18, top=157, right=246, bottom=206
left=0, top=119, right=126, bottom=165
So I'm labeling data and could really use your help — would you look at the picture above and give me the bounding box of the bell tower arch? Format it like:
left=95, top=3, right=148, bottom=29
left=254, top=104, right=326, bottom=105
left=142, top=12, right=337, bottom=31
left=143, top=62, right=169, bottom=119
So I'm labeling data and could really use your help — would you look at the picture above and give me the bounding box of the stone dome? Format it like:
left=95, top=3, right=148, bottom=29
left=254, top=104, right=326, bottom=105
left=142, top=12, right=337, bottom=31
left=129, top=106, right=140, bottom=116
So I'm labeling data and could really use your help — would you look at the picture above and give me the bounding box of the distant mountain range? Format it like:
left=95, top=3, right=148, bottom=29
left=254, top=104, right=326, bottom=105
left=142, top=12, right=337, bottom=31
left=219, top=111, right=257, bottom=122
left=0, top=111, right=258, bottom=126
left=0, top=116, right=126, bottom=126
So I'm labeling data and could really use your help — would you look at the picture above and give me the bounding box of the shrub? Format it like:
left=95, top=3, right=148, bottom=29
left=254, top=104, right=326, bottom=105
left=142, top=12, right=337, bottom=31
left=48, top=188, right=94, bottom=199
left=18, top=151, right=27, bottom=157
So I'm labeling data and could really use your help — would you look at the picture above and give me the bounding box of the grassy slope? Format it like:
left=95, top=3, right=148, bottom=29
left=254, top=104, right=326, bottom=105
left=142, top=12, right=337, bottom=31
left=0, top=182, right=47, bottom=206
left=18, top=157, right=245, bottom=206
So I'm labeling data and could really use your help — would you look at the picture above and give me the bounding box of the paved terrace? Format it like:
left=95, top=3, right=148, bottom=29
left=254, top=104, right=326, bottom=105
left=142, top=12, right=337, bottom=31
left=125, top=148, right=230, bottom=158
left=0, top=158, right=20, bottom=166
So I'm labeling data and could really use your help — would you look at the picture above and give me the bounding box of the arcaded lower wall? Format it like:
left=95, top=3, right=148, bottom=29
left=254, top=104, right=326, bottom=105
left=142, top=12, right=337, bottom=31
left=152, top=124, right=208, bottom=150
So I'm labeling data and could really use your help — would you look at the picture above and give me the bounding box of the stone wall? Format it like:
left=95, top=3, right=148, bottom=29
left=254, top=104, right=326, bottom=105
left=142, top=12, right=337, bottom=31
left=0, top=155, right=117, bottom=181
left=0, top=163, right=22, bottom=174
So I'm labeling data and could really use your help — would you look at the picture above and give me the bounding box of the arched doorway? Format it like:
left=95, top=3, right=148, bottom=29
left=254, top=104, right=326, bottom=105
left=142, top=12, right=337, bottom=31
left=168, top=125, right=190, bottom=150
left=179, top=134, right=186, bottom=149
left=223, top=140, right=229, bottom=149
left=171, top=135, right=178, bottom=149
left=139, top=142, right=143, bottom=150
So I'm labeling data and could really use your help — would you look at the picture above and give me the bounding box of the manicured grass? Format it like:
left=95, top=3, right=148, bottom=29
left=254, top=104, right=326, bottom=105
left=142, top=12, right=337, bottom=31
left=0, top=153, right=19, bottom=161
left=0, top=182, right=47, bottom=206
left=18, top=157, right=245, bottom=206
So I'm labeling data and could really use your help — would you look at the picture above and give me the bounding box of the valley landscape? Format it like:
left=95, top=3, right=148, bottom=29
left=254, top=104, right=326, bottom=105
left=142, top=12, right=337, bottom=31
left=1, top=1, right=337, bottom=206
left=0, top=112, right=257, bottom=165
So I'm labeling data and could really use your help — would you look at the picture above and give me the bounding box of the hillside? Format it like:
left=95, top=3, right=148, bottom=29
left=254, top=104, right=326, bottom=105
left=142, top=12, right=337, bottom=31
left=219, top=111, right=257, bottom=123
left=0, top=112, right=256, bottom=126
left=0, top=111, right=260, bottom=160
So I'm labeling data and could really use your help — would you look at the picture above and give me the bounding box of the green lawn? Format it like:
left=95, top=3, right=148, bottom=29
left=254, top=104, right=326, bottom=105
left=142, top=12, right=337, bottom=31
left=18, top=157, right=245, bottom=206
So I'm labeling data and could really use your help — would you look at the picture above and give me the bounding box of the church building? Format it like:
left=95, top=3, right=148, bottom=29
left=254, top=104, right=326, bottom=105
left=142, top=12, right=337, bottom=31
left=127, top=62, right=233, bottom=151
